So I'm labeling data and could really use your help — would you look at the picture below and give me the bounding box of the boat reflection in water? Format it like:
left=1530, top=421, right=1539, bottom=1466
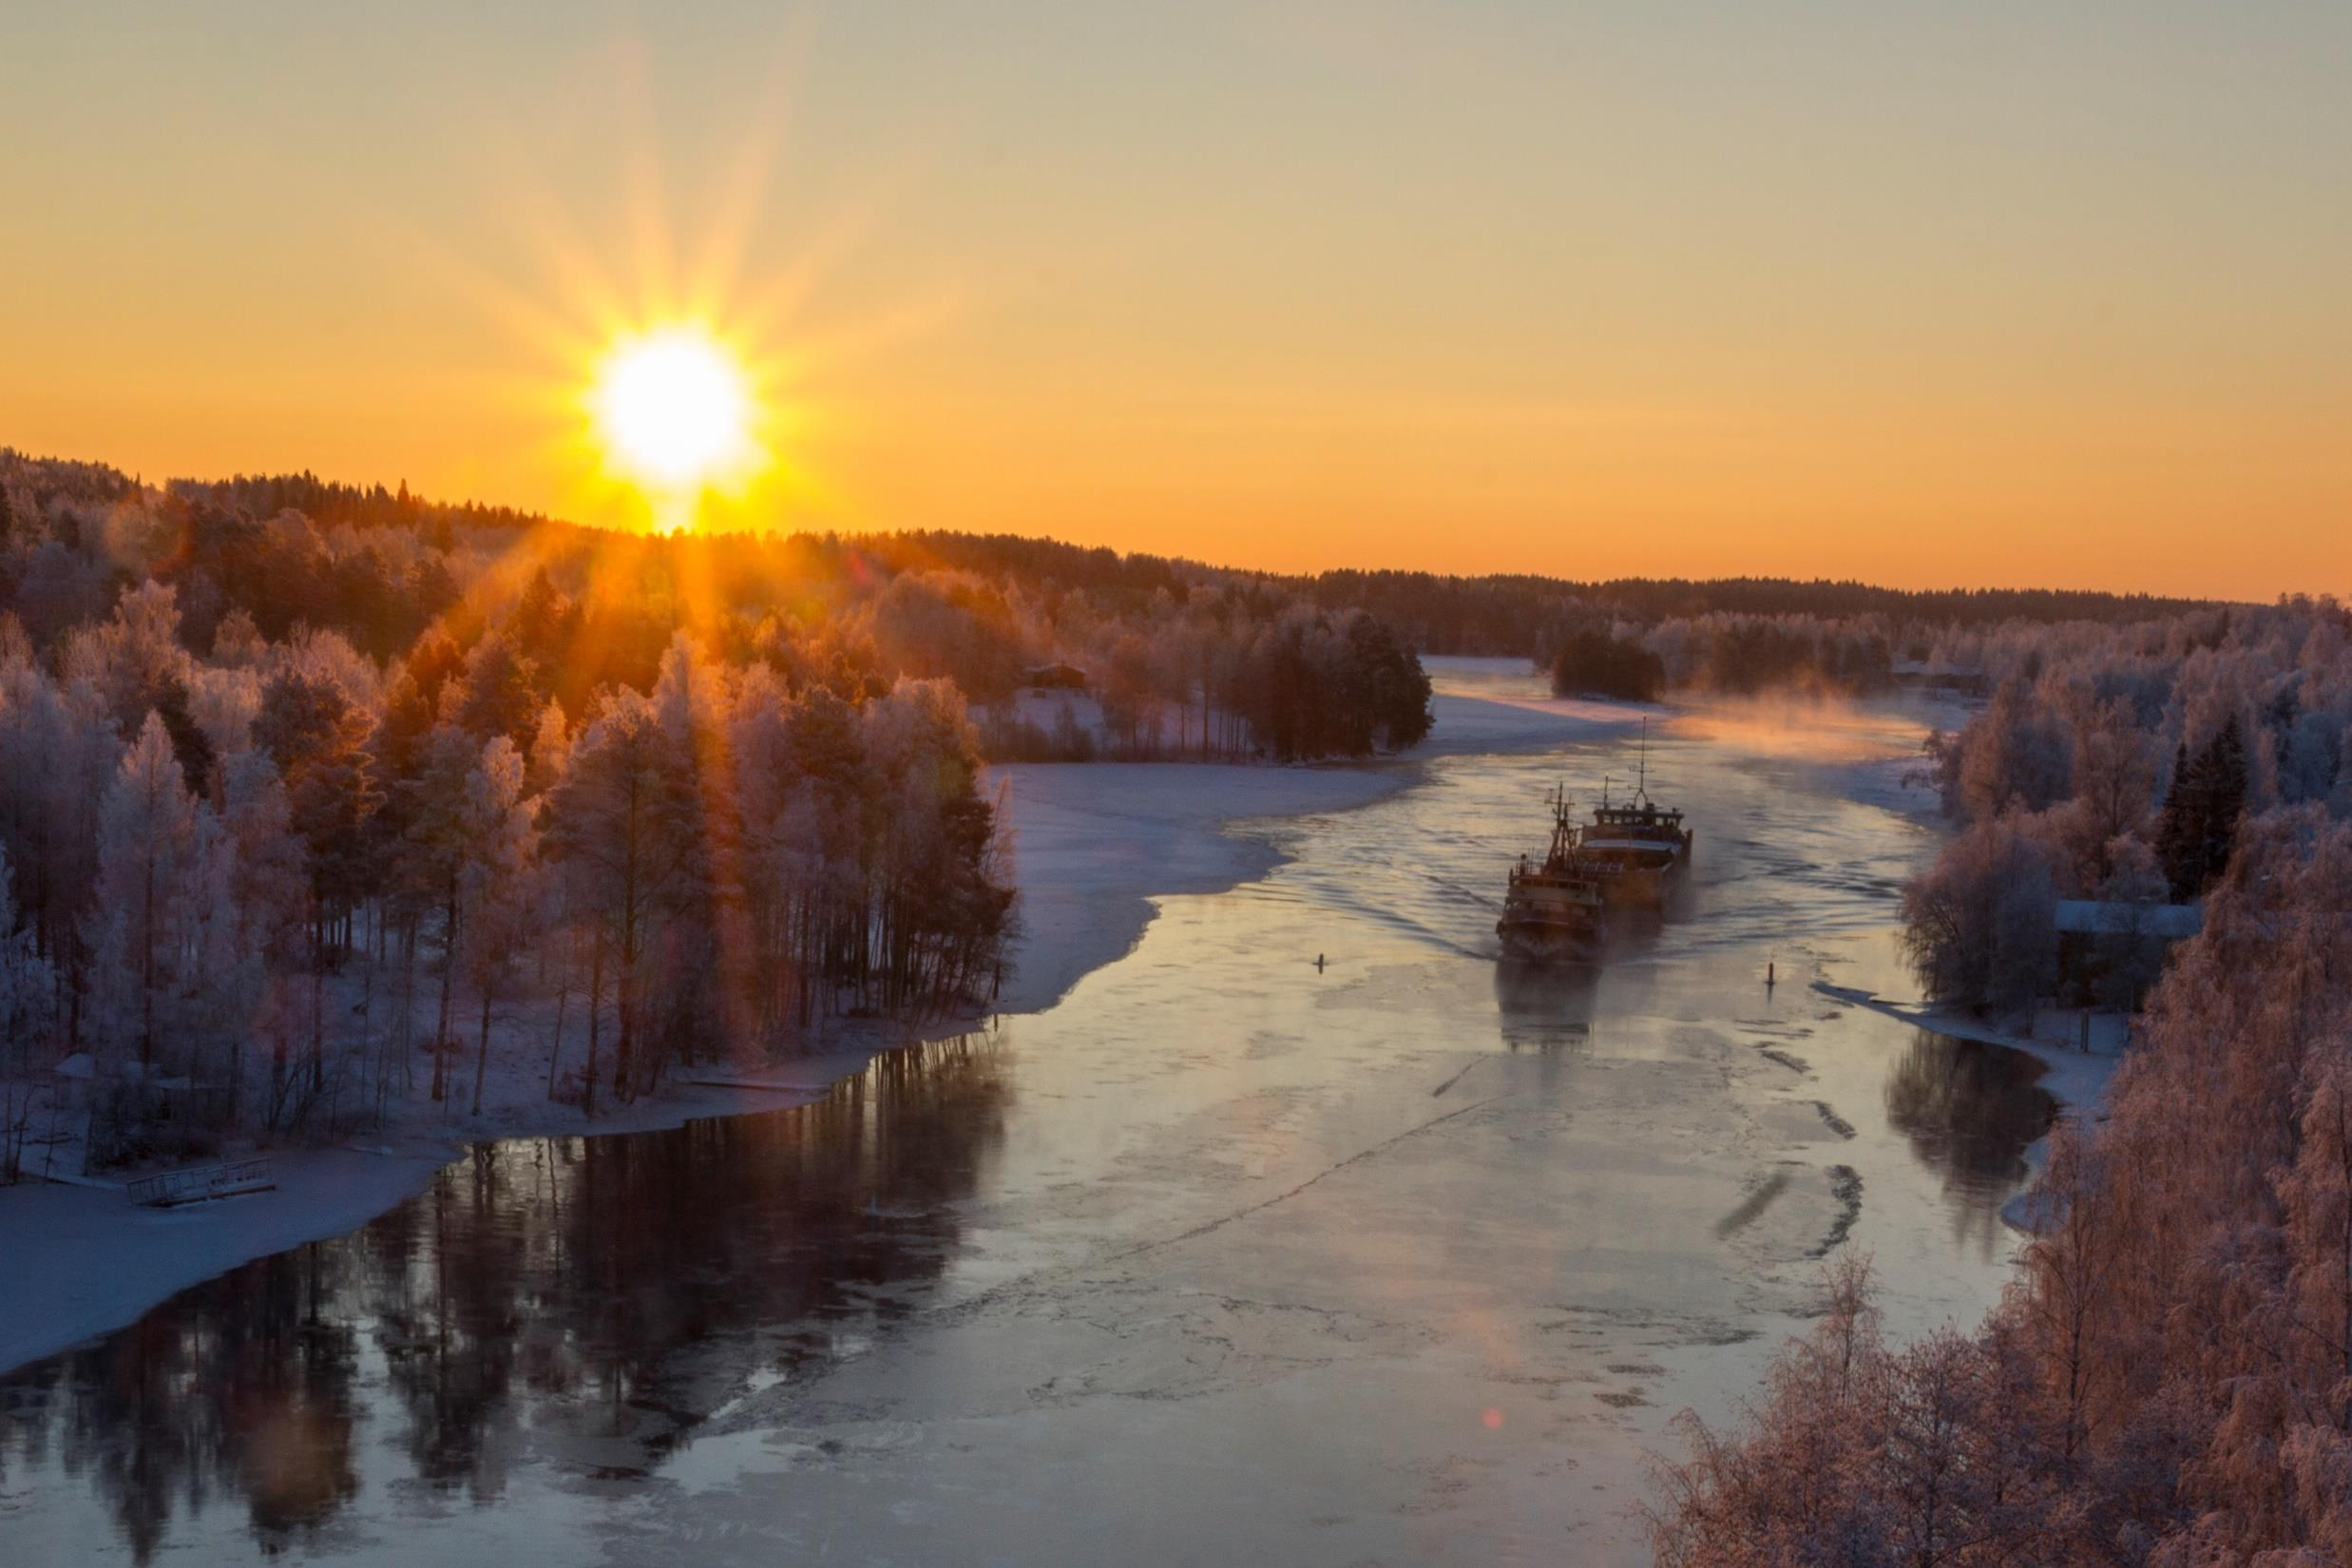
left=1491, top=957, right=1600, bottom=1051
left=0, top=1033, right=1010, bottom=1564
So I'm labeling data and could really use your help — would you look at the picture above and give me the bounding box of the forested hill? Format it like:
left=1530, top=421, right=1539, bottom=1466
left=10, top=454, right=2222, bottom=641
left=744, top=532, right=2228, bottom=654
left=1294, top=570, right=2225, bottom=657
left=0, top=450, right=2246, bottom=747
left=0, top=450, right=1434, bottom=764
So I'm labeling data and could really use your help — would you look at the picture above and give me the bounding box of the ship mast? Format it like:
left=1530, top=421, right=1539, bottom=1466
left=1547, top=781, right=1577, bottom=865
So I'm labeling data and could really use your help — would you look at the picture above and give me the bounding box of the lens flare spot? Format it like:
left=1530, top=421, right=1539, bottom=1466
left=1482, top=1407, right=1504, bottom=1430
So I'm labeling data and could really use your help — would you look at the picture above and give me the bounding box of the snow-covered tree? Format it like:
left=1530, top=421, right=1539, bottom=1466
left=86, top=712, right=200, bottom=1070
left=0, top=844, right=59, bottom=1075
left=543, top=688, right=704, bottom=1104
left=456, top=736, right=537, bottom=1114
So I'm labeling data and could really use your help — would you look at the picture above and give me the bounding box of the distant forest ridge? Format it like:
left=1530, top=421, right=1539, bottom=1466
left=0, top=449, right=1437, bottom=764
left=10, top=454, right=2231, bottom=654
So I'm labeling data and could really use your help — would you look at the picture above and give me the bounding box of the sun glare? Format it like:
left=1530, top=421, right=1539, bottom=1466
left=591, top=327, right=756, bottom=493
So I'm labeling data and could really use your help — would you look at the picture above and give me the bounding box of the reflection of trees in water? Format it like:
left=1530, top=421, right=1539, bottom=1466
left=0, top=1031, right=1009, bottom=1562
left=1882, top=1028, right=2056, bottom=1238
left=0, top=1239, right=368, bottom=1562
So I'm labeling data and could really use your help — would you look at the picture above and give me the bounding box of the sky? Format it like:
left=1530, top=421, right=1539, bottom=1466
left=2, top=1, right=2347, bottom=599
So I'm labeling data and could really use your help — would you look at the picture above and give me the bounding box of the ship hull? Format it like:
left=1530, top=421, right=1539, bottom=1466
left=1596, top=860, right=1684, bottom=907
left=1496, top=908, right=1606, bottom=963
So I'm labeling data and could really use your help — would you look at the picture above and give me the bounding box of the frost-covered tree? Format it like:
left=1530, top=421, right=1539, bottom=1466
left=456, top=736, right=537, bottom=1114
left=215, top=749, right=310, bottom=1108
left=394, top=725, right=481, bottom=1102
left=445, top=628, right=541, bottom=750
left=543, top=689, right=703, bottom=1104
left=86, top=713, right=199, bottom=1070
left=1899, top=817, right=2057, bottom=1010
left=0, top=844, right=58, bottom=1073
left=1654, top=814, right=2352, bottom=1564
left=0, top=658, right=117, bottom=969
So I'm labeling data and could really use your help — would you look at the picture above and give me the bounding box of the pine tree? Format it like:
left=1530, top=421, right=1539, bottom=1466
left=447, top=629, right=540, bottom=750
left=2155, top=741, right=2197, bottom=896
left=2156, top=720, right=2248, bottom=898
left=2200, top=716, right=2247, bottom=885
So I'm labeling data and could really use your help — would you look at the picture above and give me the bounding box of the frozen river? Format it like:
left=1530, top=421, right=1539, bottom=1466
left=0, top=679, right=2054, bottom=1565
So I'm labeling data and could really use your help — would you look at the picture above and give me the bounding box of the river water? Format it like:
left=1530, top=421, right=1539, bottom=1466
left=0, top=679, right=2054, bottom=1566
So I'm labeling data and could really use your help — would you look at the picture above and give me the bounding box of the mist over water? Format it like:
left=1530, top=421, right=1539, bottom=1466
left=0, top=676, right=2053, bottom=1566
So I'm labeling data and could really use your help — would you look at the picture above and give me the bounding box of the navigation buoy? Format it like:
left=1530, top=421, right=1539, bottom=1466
left=1315, top=953, right=1327, bottom=972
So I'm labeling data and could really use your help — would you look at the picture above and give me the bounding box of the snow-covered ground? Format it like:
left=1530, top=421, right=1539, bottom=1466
left=0, top=680, right=1640, bottom=1377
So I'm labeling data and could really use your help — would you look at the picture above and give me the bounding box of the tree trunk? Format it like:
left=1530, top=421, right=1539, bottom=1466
left=583, top=929, right=604, bottom=1119
left=546, top=938, right=570, bottom=1099
left=311, top=920, right=327, bottom=1095
left=430, top=885, right=457, bottom=1102
left=471, top=982, right=492, bottom=1117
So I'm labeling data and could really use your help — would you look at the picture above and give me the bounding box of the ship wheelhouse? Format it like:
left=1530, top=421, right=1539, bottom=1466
left=1578, top=802, right=1689, bottom=871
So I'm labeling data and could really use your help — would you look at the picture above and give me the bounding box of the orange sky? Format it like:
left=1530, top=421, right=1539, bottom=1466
left=3, top=3, right=2346, bottom=598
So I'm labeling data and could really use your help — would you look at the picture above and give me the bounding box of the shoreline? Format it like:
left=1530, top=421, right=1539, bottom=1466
left=1809, top=980, right=2124, bottom=1232
left=0, top=681, right=1636, bottom=1378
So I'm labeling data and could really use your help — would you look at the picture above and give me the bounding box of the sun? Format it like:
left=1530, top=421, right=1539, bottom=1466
left=590, top=326, right=758, bottom=492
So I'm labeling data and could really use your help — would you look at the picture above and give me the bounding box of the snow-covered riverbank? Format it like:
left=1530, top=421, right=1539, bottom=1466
left=1810, top=980, right=2125, bottom=1233
left=0, top=682, right=1635, bottom=1377
left=1811, top=982, right=2122, bottom=1111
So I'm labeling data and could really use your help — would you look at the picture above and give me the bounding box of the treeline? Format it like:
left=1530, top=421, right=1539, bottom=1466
left=3, top=450, right=2228, bottom=733
left=0, top=450, right=1431, bottom=763
left=1900, top=600, right=2352, bottom=1010
left=0, top=573, right=1014, bottom=1173
left=1546, top=626, right=1667, bottom=701
left=1302, top=569, right=2214, bottom=660
left=1650, top=813, right=2352, bottom=1564
left=1545, top=614, right=1900, bottom=701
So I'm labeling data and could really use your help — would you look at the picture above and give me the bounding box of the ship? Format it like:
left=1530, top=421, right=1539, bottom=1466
left=1578, top=720, right=1692, bottom=906
left=1497, top=783, right=1608, bottom=961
